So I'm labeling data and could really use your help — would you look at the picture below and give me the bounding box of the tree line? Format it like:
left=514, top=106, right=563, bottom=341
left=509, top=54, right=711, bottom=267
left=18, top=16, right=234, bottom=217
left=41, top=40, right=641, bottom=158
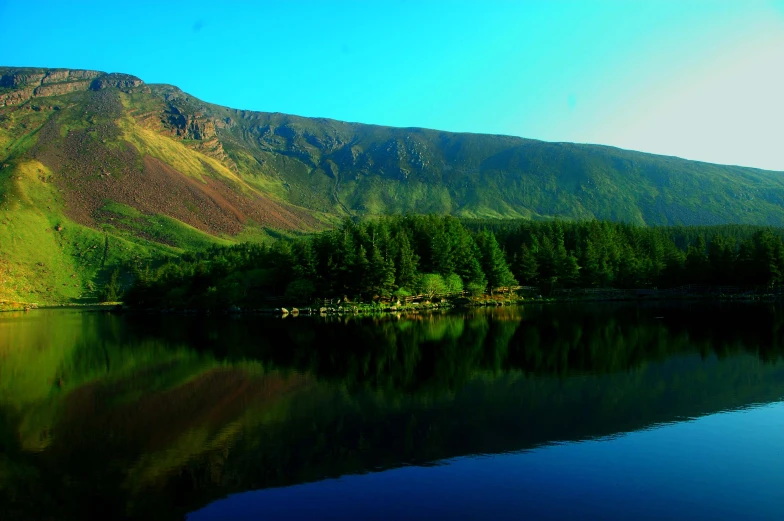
left=123, top=216, right=784, bottom=308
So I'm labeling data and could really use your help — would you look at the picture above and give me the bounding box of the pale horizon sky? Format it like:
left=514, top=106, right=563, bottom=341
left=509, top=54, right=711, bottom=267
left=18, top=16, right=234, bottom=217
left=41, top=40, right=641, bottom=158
left=1, top=0, right=783, bottom=170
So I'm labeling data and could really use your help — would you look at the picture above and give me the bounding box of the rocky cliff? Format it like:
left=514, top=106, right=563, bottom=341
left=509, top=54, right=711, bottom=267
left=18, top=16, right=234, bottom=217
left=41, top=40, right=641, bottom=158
left=0, top=68, right=143, bottom=107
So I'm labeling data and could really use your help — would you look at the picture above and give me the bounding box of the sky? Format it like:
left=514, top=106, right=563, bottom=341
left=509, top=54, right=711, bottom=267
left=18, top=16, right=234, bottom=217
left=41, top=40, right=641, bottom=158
left=1, top=0, right=783, bottom=170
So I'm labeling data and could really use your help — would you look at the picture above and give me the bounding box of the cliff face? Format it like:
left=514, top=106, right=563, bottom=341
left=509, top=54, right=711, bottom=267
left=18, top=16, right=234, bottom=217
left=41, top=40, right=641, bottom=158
left=0, top=68, right=143, bottom=107
left=90, top=72, right=145, bottom=90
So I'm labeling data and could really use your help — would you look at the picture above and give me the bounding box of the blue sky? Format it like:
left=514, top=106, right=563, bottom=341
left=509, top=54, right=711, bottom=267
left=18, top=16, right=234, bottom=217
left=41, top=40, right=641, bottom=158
left=1, top=0, right=783, bottom=170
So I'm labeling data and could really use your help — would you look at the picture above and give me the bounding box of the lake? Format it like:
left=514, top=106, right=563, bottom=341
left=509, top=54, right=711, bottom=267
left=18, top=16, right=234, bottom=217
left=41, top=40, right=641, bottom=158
left=1, top=303, right=784, bottom=520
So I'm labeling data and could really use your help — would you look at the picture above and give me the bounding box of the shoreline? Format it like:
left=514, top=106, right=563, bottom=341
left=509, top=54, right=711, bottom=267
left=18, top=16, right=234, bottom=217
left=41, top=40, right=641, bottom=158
left=5, top=293, right=782, bottom=315
left=0, top=302, right=121, bottom=313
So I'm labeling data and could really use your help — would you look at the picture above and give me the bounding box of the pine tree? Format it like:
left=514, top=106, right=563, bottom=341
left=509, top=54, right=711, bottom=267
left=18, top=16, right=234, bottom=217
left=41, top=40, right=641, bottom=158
left=101, top=268, right=122, bottom=302
left=661, top=245, right=686, bottom=287
left=743, top=231, right=784, bottom=287
left=292, top=239, right=318, bottom=280
left=368, top=244, right=396, bottom=297
left=685, top=236, right=709, bottom=284
left=454, top=232, right=487, bottom=289
left=395, top=231, right=419, bottom=291
left=581, top=238, right=613, bottom=287
left=707, top=235, right=735, bottom=284
left=643, top=232, right=666, bottom=286
left=268, top=241, right=295, bottom=293
left=337, top=228, right=358, bottom=293
left=556, top=246, right=581, bottom=287
left=355, top=244, right=370, bottom=294
left=476, top=230, right=517, bottom=291
left=516, top=245, right=539, bottom=285
left=536, top=236, right=557, bottom=286
left=430, top=225, right=455, bottom=276
left=616, top=246, right=639, bottom=288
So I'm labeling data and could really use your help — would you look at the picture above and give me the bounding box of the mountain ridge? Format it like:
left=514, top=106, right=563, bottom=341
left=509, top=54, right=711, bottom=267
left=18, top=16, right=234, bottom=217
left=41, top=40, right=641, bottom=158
left=2, top=66, right=778, bottom=167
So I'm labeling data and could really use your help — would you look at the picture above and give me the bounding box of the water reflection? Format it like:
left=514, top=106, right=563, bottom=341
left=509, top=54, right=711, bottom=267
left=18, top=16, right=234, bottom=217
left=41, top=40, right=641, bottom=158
left=192, top=402, right=784, bottom=521
left=1, top=303, right=783, bottom=520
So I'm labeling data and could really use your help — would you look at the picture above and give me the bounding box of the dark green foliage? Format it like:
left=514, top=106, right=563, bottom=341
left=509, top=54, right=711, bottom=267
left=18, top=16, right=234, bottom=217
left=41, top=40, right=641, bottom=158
left=738, top=230, right=784, bottom=286
left=685, top=236, right=709, bottom=283
left=515, top=245, right=539, bottom=285
left=708, top=236, right=735, bottom=284
left=451, top=224, right=487, bottom=289
left=124, top=217, right=784, bottom=309
left=100, top=268, right=123, bottom=302
left=371, top=247, right=397, bottom=297
left=393, top=231, right=419, bottom=291
left=285, top=279, right=316, bottom=302
left=475, top=230, right=517, bottom=290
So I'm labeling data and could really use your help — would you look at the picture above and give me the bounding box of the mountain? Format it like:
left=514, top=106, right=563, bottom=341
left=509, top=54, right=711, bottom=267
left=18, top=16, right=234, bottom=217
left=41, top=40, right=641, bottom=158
left=2, top=66, right=784, bottom=304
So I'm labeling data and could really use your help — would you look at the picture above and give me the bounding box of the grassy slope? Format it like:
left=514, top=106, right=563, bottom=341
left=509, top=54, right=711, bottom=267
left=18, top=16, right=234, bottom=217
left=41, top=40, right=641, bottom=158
left=210, top=110, right=784, bottom=225
left=2, top=161, right=96, bottom=304
left=0, top=169, right=222, bottom=308
left=0, top=84, right=297, bottom=306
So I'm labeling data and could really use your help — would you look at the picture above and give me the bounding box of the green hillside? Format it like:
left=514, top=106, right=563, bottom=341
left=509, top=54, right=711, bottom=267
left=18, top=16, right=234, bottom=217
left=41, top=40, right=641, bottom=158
left=2, top=66, right=784, bottom=305
left=210, top=109, right=784, bottom=224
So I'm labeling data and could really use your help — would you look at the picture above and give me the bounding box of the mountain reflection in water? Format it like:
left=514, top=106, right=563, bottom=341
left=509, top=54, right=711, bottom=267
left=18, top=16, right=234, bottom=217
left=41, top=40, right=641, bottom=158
left=1, top=303, right=784, bottom=520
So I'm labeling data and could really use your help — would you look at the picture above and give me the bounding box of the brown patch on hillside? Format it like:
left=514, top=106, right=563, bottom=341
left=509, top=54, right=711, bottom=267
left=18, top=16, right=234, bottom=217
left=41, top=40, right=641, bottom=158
left=32, top=118, right=319, bottom=237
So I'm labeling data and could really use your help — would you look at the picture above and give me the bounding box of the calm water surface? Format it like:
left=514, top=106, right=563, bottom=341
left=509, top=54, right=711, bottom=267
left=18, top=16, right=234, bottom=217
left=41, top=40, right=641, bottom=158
left=1, top=303, right=784, bottom=520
